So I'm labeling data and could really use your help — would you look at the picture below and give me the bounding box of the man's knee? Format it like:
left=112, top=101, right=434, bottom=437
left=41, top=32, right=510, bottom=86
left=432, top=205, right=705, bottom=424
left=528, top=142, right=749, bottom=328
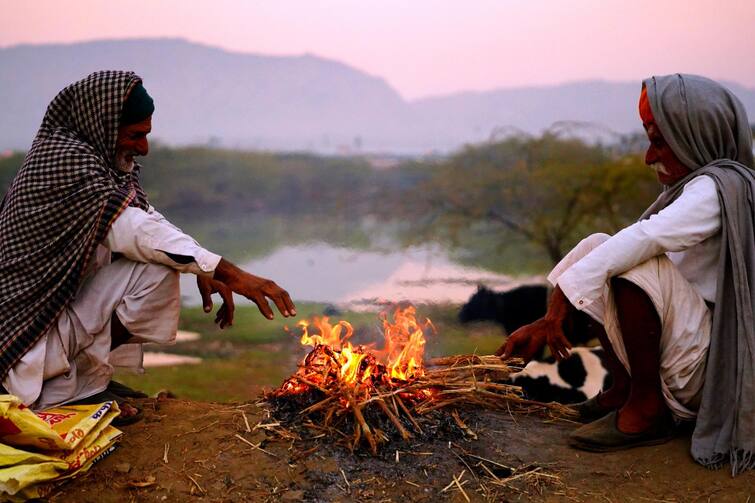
left=581, top=233, right=611, bottom=249
left=125, top=262, right=180, bottom=313
left=568, top=233, right=611, bottom=262
left=116, top=263, right=180, bottom=344
left=552, top=233, right=613, bottom=277
left=140, top=263, right=179, bottom=293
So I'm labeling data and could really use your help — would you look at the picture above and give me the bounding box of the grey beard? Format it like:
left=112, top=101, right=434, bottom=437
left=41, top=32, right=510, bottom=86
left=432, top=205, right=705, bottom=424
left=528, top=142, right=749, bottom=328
left=649, top=162, right=670, bottom=176
left=115, top=152, right=135, bottom=173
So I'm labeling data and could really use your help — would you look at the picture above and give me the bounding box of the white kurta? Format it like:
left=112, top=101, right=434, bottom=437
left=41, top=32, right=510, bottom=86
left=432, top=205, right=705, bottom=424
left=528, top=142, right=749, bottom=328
left=548, top=175, right=722, bottom=419
left=105, top=207, right=221, bottom=276
left=4, top=206, right=221, bottom=409
left=554, top=175, right=721, bottom=311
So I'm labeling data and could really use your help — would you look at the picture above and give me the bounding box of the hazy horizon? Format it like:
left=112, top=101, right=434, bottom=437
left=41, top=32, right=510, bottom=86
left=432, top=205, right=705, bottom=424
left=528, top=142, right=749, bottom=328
left=9, top=36, right=755, bottom=102
left=2, top=0, right=753, bottom=100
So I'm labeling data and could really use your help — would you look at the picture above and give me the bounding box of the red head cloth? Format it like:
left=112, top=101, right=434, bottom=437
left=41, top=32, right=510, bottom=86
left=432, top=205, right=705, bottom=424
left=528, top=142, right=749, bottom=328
left=639, top=85, right=654, bottom=125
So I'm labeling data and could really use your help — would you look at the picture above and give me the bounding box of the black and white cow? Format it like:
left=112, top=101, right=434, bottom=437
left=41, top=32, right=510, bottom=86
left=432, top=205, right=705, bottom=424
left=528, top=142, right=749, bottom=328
left=509, top=347, right=612, bottom=404
left=459, top=285, right=611, bottom=404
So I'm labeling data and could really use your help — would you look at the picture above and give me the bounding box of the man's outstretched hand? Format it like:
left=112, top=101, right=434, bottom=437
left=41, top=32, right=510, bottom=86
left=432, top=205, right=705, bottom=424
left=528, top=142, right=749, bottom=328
left=495, top=318, right=572, bottom=363
left=197, top=276, right=235, bottom=328
left=495, top=321, right=546, bottom=363
left=495, top=286, right=574, bottom=363
left=211, top=258, right=296, bottom=321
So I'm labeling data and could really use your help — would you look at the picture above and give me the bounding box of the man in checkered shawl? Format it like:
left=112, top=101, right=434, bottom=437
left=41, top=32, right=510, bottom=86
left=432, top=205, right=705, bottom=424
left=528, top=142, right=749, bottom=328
left=0, top=71, right=296, bottom=423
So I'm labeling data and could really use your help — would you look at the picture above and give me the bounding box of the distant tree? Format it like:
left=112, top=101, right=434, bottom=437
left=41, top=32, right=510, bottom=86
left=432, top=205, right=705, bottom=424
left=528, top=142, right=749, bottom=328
left=408, top=133, right=658, bottom=264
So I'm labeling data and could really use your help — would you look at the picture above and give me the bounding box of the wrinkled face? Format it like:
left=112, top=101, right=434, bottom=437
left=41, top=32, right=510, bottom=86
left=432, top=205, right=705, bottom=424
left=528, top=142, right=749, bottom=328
left=115, top=116, right=151, bottom=173
left=642, top=119, right=690, bottom=185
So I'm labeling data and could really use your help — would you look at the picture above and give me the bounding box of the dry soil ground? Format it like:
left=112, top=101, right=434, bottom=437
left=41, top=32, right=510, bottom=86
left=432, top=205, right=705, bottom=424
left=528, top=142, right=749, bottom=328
left=50, top=397, right=755, bottom=502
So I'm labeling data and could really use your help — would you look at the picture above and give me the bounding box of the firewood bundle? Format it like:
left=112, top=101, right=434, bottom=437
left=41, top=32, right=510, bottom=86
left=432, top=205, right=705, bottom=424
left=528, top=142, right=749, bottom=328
left=266, top=353, right=576, bottom=454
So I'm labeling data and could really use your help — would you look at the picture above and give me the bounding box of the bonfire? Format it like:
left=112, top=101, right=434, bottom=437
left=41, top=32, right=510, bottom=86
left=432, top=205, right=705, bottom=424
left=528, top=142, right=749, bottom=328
left=266, top=305, right=574, bottom=454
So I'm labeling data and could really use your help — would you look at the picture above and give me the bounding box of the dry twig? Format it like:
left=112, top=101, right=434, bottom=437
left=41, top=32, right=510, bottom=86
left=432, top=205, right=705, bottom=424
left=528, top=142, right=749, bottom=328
left=234, top=434, right=279, bottom=458
left=345, top=391, right=377, bottom=454
left=267, top=353, right=575, bottom=454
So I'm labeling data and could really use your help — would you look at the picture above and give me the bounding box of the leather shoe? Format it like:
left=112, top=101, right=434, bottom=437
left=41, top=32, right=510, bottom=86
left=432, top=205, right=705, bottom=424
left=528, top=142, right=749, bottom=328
left=569, top=410, right=675, bottom=452
left=571, top=394, right=614, bottom=423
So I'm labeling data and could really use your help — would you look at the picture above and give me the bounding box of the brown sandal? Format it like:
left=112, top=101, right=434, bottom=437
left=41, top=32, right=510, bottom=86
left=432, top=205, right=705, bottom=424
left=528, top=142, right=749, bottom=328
left=571, top=394, right=615, bottom=423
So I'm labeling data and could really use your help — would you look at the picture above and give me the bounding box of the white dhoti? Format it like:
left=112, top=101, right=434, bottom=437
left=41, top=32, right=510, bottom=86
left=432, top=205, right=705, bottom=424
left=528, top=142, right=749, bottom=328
left=551, top=233, right=711, bottom=420
left=4, top=258, right=180, bottom=410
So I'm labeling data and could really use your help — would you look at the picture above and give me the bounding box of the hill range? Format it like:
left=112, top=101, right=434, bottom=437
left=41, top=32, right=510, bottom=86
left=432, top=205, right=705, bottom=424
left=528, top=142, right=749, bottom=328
left=1, top=38, right=754, bottom=154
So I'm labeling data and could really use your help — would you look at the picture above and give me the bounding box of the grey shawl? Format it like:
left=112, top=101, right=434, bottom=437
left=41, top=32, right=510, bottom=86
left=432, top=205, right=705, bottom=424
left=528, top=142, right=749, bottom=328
left=639, top=74, right=755, bottom=475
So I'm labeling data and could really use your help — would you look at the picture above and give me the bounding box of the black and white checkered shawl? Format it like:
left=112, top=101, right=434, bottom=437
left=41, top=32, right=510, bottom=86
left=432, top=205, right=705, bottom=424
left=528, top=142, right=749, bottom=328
left=0, top=70, right=150, bottom=377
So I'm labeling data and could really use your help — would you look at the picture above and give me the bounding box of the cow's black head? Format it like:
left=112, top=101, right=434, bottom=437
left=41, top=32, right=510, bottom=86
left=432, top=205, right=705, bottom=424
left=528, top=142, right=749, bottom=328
left=458, top=285, right=499, bottom=323
left=459, top=284, right=550, bottom=336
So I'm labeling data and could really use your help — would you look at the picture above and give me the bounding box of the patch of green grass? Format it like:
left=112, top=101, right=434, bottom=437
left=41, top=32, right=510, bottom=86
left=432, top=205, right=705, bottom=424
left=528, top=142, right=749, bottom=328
left=115, top=349, right=297, bottom=402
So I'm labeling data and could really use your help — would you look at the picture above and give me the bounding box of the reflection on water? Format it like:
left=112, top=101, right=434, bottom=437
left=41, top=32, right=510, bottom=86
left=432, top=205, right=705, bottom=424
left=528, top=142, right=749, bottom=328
left=180, top=243, right=543, bottom=308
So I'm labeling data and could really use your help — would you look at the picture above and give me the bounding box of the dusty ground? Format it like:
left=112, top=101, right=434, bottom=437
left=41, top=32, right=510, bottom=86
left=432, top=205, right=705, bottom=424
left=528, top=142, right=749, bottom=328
left=49, top=397, right=755, bottom=502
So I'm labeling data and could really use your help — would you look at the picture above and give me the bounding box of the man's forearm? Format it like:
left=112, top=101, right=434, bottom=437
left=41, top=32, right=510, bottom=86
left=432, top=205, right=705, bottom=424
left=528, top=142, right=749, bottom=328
left=544, top=285, right=575, bottom=323
left=212, top=257, right=281, bottom=296
left=213, top=257, right=241, bottom=285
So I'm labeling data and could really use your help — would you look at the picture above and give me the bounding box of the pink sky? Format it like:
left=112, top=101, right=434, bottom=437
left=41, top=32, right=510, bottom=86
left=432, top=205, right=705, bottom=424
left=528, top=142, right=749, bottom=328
left=2, top=0, right=754, bottom=99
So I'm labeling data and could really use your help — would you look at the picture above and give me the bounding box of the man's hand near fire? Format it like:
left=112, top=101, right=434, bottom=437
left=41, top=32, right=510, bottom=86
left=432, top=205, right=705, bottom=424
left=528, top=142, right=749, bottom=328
left=495, top=286, right=573, bottom=363
left=197, top=258, right=296, bottom=327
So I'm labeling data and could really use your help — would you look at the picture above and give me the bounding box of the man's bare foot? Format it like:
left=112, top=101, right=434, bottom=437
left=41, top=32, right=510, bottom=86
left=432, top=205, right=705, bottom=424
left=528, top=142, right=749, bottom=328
left=616, top=391, right=667, bottom=433
left=120, top=402, right=140, bottom=418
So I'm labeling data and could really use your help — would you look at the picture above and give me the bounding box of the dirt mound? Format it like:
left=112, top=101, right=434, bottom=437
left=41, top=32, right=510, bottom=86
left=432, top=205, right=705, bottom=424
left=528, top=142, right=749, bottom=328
left=52, top=398, right=755, bottom=502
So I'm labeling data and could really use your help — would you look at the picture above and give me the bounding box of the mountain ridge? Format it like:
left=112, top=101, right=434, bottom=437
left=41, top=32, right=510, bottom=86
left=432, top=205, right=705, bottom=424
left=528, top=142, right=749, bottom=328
left=1, top=38, right=753, bottom=153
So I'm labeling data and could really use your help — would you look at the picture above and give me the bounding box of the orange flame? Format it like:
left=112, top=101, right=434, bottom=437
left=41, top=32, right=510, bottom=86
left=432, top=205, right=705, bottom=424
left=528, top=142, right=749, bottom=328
left=298, top=318, right=353, bottom=350
left=280, top=305, right=433, bottom=395
left=381, top=305, right=429, bottom=381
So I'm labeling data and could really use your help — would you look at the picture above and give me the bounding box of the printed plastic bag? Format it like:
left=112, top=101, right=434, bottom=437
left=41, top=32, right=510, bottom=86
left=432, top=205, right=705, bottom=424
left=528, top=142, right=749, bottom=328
left=0, top=395, right=119, bottom=451
left=0, top=395, right=123, bottom=499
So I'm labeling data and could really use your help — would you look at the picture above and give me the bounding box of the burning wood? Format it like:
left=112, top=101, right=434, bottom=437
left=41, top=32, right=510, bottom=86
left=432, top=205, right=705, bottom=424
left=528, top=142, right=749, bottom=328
left=266, top=305, right=575, bottom=454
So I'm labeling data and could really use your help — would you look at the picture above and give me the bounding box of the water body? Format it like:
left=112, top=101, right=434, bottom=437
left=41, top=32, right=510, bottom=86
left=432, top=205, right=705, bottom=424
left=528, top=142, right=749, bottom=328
left=179, top=243, right=543, bottom=308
